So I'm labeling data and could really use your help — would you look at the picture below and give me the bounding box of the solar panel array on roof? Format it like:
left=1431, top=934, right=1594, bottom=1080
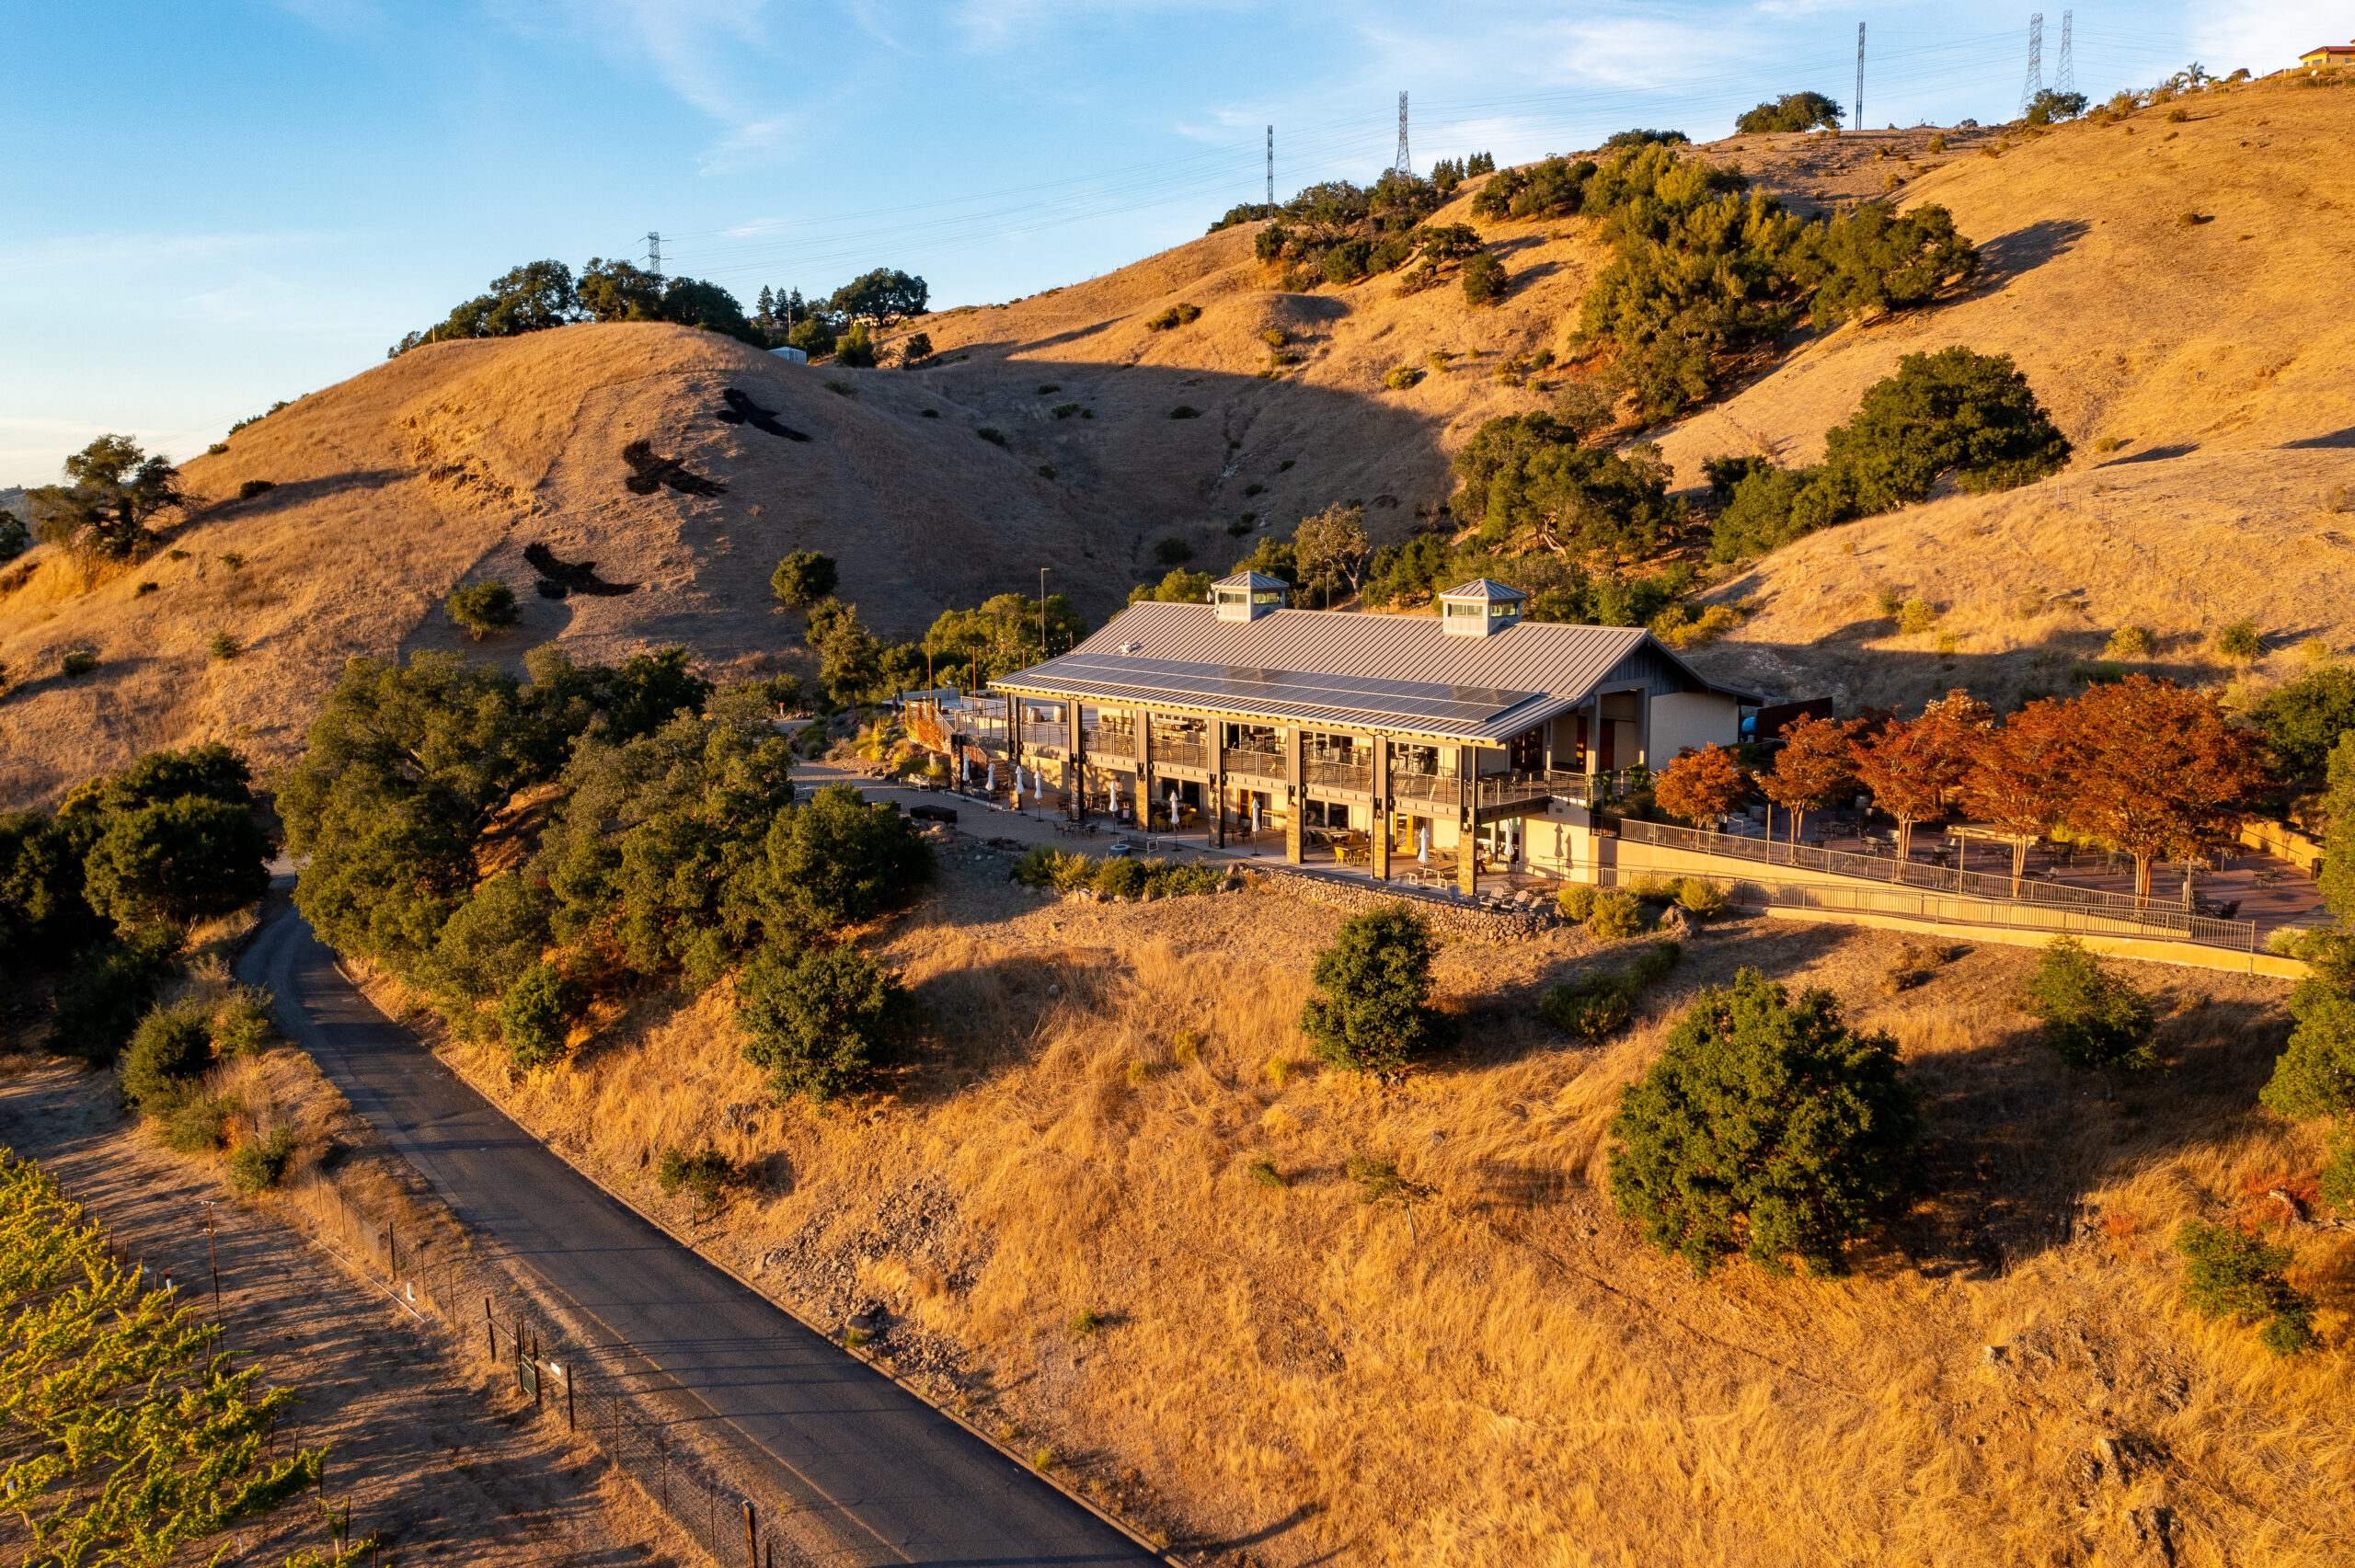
left=1049, top=651, right=1541, bottom=726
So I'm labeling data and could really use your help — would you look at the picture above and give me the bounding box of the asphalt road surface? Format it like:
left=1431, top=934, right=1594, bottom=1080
left=241, top=901, right=1156, bottom=1567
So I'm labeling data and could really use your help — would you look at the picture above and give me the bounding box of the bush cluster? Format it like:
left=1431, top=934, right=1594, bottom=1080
left=1540, top=940, right=1681, bottom=1040
left=1449, top=410, right=1685, bottom=560
left=1144, top=302, right=1202, bottom=331
left=1252, top=174, right=1501, bottom=297
left=2176, top=1221, right=2317, bottom=1356
left=1012, top=844, right=1226, bottom=900
left=1736, top=92, right=1844, bottom=133
left=2024, top=936, right=2155, bottom=1071
left=277, top=646, right=934, bottom=1095
left=1706, top=347, right=2071, bottom=561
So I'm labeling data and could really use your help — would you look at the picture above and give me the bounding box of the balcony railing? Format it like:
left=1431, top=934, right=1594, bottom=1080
left=1303, top=759, right=1373, bottom=794
left=1153, top=740, right=1211, bottom=771
left=1079, top=727, right=1132, bottom=760
left=1222, top=747, right=1284, bottom=780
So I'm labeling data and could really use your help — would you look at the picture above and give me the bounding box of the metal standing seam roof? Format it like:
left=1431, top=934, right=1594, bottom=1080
left=990, top=601, right=1763, bottom=742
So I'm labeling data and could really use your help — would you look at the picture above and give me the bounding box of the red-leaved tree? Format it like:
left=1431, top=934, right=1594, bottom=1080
left=1959, top=697, right=2075, bottom=895
left=1656, top=744, right=1750, bottom=830
left=2057, top=675, right=2271, bottom=903
left=1758, top=714, right=1866, bottom=847
left=1852, top=690, right=1994, bottom=876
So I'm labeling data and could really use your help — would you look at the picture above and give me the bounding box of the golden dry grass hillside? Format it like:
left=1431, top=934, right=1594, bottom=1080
left=4, top=73, right=2350, bottom=804
left=368, top=852, right=2352, bottom=1568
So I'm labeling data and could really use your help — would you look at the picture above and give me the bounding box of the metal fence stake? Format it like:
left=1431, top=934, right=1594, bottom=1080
left=744, top=1500, right=757, bottom=1566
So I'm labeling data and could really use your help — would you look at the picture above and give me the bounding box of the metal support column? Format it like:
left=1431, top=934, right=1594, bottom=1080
left=1371, top=734, right=1392, bottom=881
left=1457, top=746, right=1477, bottom=898
left=1005, top=693, right=1020, bottom=806
left=1136, top=708, right=1153, bottom=828
left=1210, top=724, right=1226, bottom=849
left=1283, top=727, right=1304, bottom=864
left=1069, top=704, right=1085, bottom=822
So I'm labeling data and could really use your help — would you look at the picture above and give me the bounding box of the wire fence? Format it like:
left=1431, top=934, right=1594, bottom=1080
left=286, top=1178, right=814, bottom=1568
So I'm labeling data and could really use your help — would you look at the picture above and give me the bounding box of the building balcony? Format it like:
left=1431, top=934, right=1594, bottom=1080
left=1153, top=740, right=1211, bottom=771
left=1222, top=747, right=1284, bottom=781
left=1303, top=759, right=1373, bottom=794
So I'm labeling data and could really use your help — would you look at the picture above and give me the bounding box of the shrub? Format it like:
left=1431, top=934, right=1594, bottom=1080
left=220, top=555, right=247, bottom=573
left=227, top=1127, right=298, bottom=1193
left=2215, top=620, right=2262, bottom=660
left=2165, top=107, right=2188, bottom=123
left=2103, top=626, right=2154, bottom=659
left=1248, top=1159, right=1286, bottom=1190
left=656, top=1146, right=736, bottom=1211
left=1897, top=599, right=1938, bottom=634
left=212, top=986, right=277, bottom=1057
left=158, top=1094, right=234, bottom=1154
left=1736, top=92, right=1844, bottom=134
left=2024, top=936, right=2155, bottom=1071
left=1461, top=251, right=1508, bottom=307
left=1144, top=303, right=1201, bottom=331
left=769, top=551, right=838, bottom=608
left=2246, top=667, right=2355, bottom=776
left=61, top=650, right=99, bottom=678
left=975, top=426, right=1005, bottom=445
left=1542, top=978, right=1632, bottom=1041
left=1587, top=890, right=1645, bottom=940
left=499, top=961, right=584, bottom=1069
left=135, top=581, right=158, bottom=596
left=735, top=941, right=906, bottom=1104
left=1557, top=884, right=1599, bottom=922
left=236, top=480, right=275, bottom=500
left=1261, top=328, right=1290, bottom=349
left=2176, top=1220, right=2317, bottom=1355
left=1383, top=366, right=1423, bottom=391
left=1051, top=402, right=1082, bottom=418
left=1671, top=877, right=1727, bottom=918
left=1297, top=905, right=1456, bottom=1076
left=833, top=324, right=877, bottom=368
left=121, top=1000, right=215, bottom=1111
left=899, top=331, right=933, bottom=363
left=1067, top=1307, right=1102, bottom=1337
left=1608, top=967, right=1921, bottom=1275
left=1798, top=203, right=1980, bottom=326
left=445, top=580, right=519, bottom=641
left=208, top=632, right=240, bottom=662
left=1168, top=406, right=1200, bottom=420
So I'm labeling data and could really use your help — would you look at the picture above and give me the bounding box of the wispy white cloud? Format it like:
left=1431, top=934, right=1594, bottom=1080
left=2184, top=0, right=2347, bottom=73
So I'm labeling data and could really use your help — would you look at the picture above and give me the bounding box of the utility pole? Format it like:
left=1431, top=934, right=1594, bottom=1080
left=1855, top=23, right=1866, bottom=132
left=1265, top=124, right=1274, bottom=206
left=646, top=231, right=663, bottom=285
left=1395, top=91, right=1410, bottom=176
left=2057, top=10, right=2074, bottom=97
left=2020, top=14, right=2044, bottom=116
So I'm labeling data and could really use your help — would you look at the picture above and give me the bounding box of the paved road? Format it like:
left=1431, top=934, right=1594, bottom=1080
left=241, top=902, right=1155, bottom=1567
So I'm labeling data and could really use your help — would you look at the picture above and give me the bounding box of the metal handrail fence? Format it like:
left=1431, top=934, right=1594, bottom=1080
left=1608, top=817, right=2259, bottom=950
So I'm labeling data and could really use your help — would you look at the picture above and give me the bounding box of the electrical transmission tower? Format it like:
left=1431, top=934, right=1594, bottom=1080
left=2020, top=13, right=2044, bottom=115
left=2057, top=10, right=2074, bottom=96
left=1855, top=22, right=1866, bottom=130
left=646, top=231, right=663, bottom=283
left=1266, top=125, right=1274, bottom=205
left=1395, top=91, right=1409, bottom=176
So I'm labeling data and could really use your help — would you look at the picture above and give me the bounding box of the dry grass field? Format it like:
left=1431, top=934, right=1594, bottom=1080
left=5, top=73, right=2349, bottom=807
left=360, top=847, right=2353, bottom=1568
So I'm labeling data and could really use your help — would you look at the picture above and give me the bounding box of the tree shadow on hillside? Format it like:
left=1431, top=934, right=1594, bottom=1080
left=2099, top=442, right=2199, bottom=467
left=2280, top=427, right=2355, bottom=450
left=201, top=468, right=408, bottom=517
left=1878, top=990, right=2288, bottom=1280
left=1974, top=217, right=2093, bottom=289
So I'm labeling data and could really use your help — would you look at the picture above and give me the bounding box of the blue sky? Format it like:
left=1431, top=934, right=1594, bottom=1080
left=1, top=0, right=2338, bottom=485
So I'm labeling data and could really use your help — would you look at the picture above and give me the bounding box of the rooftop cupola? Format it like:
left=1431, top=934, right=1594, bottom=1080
left=1437, top=578, right=1526, bottom=636
left=1211, top=570, right=1290, bottom=623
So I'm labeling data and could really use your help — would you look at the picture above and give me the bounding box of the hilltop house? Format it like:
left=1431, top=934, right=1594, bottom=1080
left=2299, top=40, right=2355, bottom=66
left=946, top=575, right=1763, bottom=895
